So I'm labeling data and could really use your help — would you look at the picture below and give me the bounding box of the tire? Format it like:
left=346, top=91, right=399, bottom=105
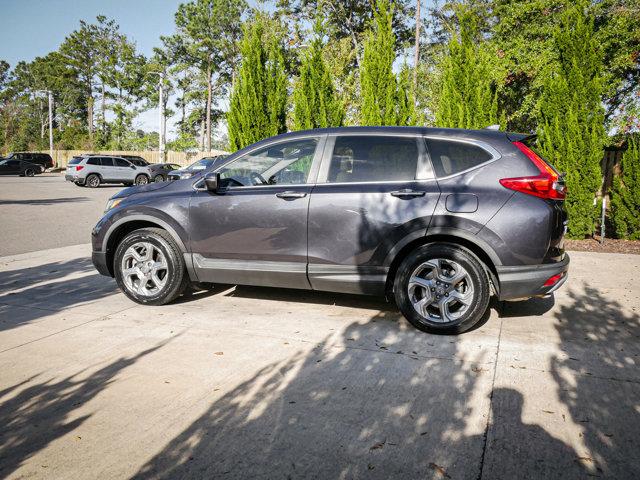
left=24, top=168, right=35, bottom=177
left=135, top=174, right=149, bottom=186
left=114, top=227, right=188, bottom=306
left=86, top=174, right=100, bottom=188
left=394, top=243, right=490, bottom=334
left=153, top=174, right=165, bottom=183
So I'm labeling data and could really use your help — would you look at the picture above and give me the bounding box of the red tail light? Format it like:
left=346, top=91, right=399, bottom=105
left=543, top=272, right=564, bottom=287
left=499, top=141, right=566, bottom=200
left=76, top=165, right=84, bottom=171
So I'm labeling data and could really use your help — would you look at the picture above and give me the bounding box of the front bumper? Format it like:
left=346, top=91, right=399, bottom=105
left=92, top=250, right=112, bottom=277
left=496, top=254, right=570, bottom=300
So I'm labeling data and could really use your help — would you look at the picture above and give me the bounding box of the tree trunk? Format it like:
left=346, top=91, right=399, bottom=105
left=88, top=94, right=94, bottom=140
left=413, top=0, right=421, bottom=95
left=101, top=82, right=106, bottom=134
left=199, top=118, right=205, bottom=151
left=205, top=62, right=212, bottom=152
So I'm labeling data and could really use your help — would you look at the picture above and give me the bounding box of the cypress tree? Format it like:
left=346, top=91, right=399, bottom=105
left=396, top=63, right=417, bottom=126
left=227, top=16, right=287, bottom=151
left=434, top=5, right=498, bottom=129
left=292, top=18, right=344, bottom=131
left=536, top=1, right=605, bottom=238
left=610, top=139, right=640, bottom=239
left=360, top=0, right=398, bottom=126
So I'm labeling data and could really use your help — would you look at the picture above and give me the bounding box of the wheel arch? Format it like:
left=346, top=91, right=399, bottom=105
left=103, top=216, right=188, bottom=277
left=385, top=230, right=501, bottom=296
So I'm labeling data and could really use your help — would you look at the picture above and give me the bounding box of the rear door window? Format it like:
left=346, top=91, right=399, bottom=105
left=326, top=136, right=419, bottom=183
left=426, top=139, right=493, bottom=177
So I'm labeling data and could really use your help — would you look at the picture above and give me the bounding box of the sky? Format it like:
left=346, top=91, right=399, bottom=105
left=0, top=0, right=264, bottom=137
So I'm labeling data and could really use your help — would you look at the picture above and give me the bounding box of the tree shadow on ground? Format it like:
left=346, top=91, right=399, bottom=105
left=0, top=197, right=89, bottom=206
left=551, top=284, right=640, bottom=478
left=0, top=338, right=173, bottom=478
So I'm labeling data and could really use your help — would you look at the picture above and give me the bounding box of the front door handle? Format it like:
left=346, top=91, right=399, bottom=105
left=390, top=189, right=426, bottom=198
left=275, top=191, right=307, bottom=199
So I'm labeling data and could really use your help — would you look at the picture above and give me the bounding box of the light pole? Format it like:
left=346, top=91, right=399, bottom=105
left=147, top=72, right=166, bottom=162
left=36, top=90, right=54, bottom=167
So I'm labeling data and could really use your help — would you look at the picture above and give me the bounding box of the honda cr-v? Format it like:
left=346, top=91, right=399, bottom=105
left=92, top=127, right=569, bottom=333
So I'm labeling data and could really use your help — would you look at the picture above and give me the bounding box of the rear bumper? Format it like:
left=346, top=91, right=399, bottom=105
left=496, top=254, right=570, bottom=300
left=65, top=174, right=84, bottom=184
left=92, top=251, right=112, bottom=277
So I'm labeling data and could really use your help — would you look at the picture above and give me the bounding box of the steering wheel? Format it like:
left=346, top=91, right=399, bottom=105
left=250, top=171, right=267, bottom=185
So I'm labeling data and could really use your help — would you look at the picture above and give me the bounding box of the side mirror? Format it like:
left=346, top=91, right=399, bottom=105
left=204, top=172, right=220, bottom=192
left=130, top=165, right=136, bottom=169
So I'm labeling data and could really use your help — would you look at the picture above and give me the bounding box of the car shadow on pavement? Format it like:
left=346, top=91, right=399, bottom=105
left=0, top=338, right=174, bottom=479
left=550, top=284, right=640, bottom=478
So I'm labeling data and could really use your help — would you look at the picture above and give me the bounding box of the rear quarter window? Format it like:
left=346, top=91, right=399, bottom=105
left=68, top=158, right=83, bottom=165
left=426, top=139, right=493, bottom=177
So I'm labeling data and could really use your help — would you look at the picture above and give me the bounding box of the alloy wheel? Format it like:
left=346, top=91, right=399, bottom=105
left=407, top=258, right=474, bottom=324
left=121, top=242, right=168, bottom=297
left=136, top=175, right=149, bottom=185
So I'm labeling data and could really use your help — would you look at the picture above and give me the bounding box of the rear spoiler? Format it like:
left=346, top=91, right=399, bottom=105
left=507, top=132, right=536, bottom=144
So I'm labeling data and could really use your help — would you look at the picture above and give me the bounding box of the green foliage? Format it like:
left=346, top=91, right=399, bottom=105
left=292, top=17, right=344, bottom=130
left=360, top=0, right=410, bottom=126
left=536, top=0, right=605, bottom=238
left=434, top=5, right=499, bottom=129
left=227, top=15, right=288, bottom=151
left=610, top=140, right=640, bottom=239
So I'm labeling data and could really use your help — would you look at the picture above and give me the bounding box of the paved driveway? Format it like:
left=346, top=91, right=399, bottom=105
left=0, top=243, right=638, bottom=479
left=1, top=175, right=639, bottom=479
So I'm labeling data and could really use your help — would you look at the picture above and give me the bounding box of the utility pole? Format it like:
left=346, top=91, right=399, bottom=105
left=48, top=91, right=54, bottom=166
left=413, top=0, right=421, bottom=94
left=158, top=72, right=166, bottom=163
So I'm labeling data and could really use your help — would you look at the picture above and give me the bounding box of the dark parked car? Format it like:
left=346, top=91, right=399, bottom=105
left=148, top=163, right=182, bottom=182
left=168, top=156, right=226, bottom=181
left=0, top=158, right=43, bottom=176
left=92, top=127, right=569, bottom=334
left=5, top=152, right=53, bottom=170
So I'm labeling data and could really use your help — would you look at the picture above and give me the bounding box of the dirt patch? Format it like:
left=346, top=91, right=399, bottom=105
left=565, top=237, right=640, bottom=255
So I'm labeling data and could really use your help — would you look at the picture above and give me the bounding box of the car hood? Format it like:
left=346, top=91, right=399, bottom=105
left=112, top=180, right=172, bottom=199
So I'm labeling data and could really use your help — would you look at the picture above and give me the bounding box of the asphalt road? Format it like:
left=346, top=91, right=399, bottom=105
left=0, top=174, right=120, bottom=256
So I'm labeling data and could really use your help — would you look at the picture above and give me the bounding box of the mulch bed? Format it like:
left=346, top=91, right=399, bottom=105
left=565, top=236, right=640, bottom=255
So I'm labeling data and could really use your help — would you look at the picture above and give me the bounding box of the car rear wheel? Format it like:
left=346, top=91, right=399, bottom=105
left=135, top=174, right=149, bottom=186
left=153, top=174, right=165, bottom=183
left=86, top=174, right=100, bottom=188
left=394, top=243, right=490, bottom=334
left=24, top=168, right=35, bottom=177
left=114, top=228, right=188, bottom=305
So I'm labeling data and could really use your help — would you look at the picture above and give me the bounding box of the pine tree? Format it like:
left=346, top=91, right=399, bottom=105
left=292, top=18, right=344, bottom=130
left=227, top=15, right=287, bottom=151
left=610, top=139, right=640, bottom=239
left=396, top=63, right=417, bottom=126
left=536, top=0, right=605, bottom=238
left=434, top=5, right=498, bottom=129
left=360, top=0, right=398, bottom=126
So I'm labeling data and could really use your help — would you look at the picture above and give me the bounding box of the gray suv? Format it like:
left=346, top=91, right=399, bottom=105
left=91, top=127, right=569, bottom=334
left=65, top=155, right=151, bottom=187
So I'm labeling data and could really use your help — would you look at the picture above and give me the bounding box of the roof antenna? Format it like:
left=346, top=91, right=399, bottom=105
left=484, top=124, right=500, bottom=130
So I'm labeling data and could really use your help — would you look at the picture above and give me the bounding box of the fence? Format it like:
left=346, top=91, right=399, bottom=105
left=40, top=150, right=228, bottom=169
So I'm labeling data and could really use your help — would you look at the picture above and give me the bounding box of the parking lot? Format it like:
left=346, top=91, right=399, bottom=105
left=1, top=175, right=639, bottom=479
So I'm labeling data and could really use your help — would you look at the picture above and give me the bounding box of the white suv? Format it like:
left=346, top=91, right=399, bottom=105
left=65, top=155, right=151, bottom=188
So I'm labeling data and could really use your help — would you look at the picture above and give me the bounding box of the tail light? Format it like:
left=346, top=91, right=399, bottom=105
left=543, top=272, right=565, bottom=287
left=500, top=142, right=566, bottom=200
left=76, top=165, right=84, bottom=171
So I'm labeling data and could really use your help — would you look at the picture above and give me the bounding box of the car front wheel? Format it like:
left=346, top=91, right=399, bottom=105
left=135, top=174, right=149, bottom=186
left=394, top=243, right=490, bottom=334
left=153, top=174, right=165, bottom=183
left=114, top=228, right=188, bottom=305
left=24, top=168, right=35, bottom=177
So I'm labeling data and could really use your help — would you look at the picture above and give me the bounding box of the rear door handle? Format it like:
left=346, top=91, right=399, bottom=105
left=390, top=189, right=426, bottom=198
left=275, top=191, right=308, bottom=199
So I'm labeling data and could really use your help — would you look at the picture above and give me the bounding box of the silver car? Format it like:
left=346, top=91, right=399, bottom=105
left=65, top=155, right=151, bottom=188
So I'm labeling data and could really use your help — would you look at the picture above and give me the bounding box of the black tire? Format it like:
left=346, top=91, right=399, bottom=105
left=86, top=173, right=100, bottom=188
left=153, top=174, right=165, bottom=183
left=24, top=168, right=35, bottom=177
left=135, top=174, right=149, bottom=186
left=114, top=227, right=189, bottom=306
left=394, top=243, right=490, bottom=334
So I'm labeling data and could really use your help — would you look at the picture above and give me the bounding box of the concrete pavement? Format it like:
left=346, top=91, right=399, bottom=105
left=0, top=244, right=638, bottom=479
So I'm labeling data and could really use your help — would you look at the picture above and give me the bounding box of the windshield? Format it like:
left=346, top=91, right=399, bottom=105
left=186, top=159, right=214, bottom=171
left=0, top=160, right=7, bottom=165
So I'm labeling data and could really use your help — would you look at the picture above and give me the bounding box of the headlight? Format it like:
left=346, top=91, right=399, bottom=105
left=104, top=198, right=123, bottom=213
left=180, top=172, right=193, bottom=179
